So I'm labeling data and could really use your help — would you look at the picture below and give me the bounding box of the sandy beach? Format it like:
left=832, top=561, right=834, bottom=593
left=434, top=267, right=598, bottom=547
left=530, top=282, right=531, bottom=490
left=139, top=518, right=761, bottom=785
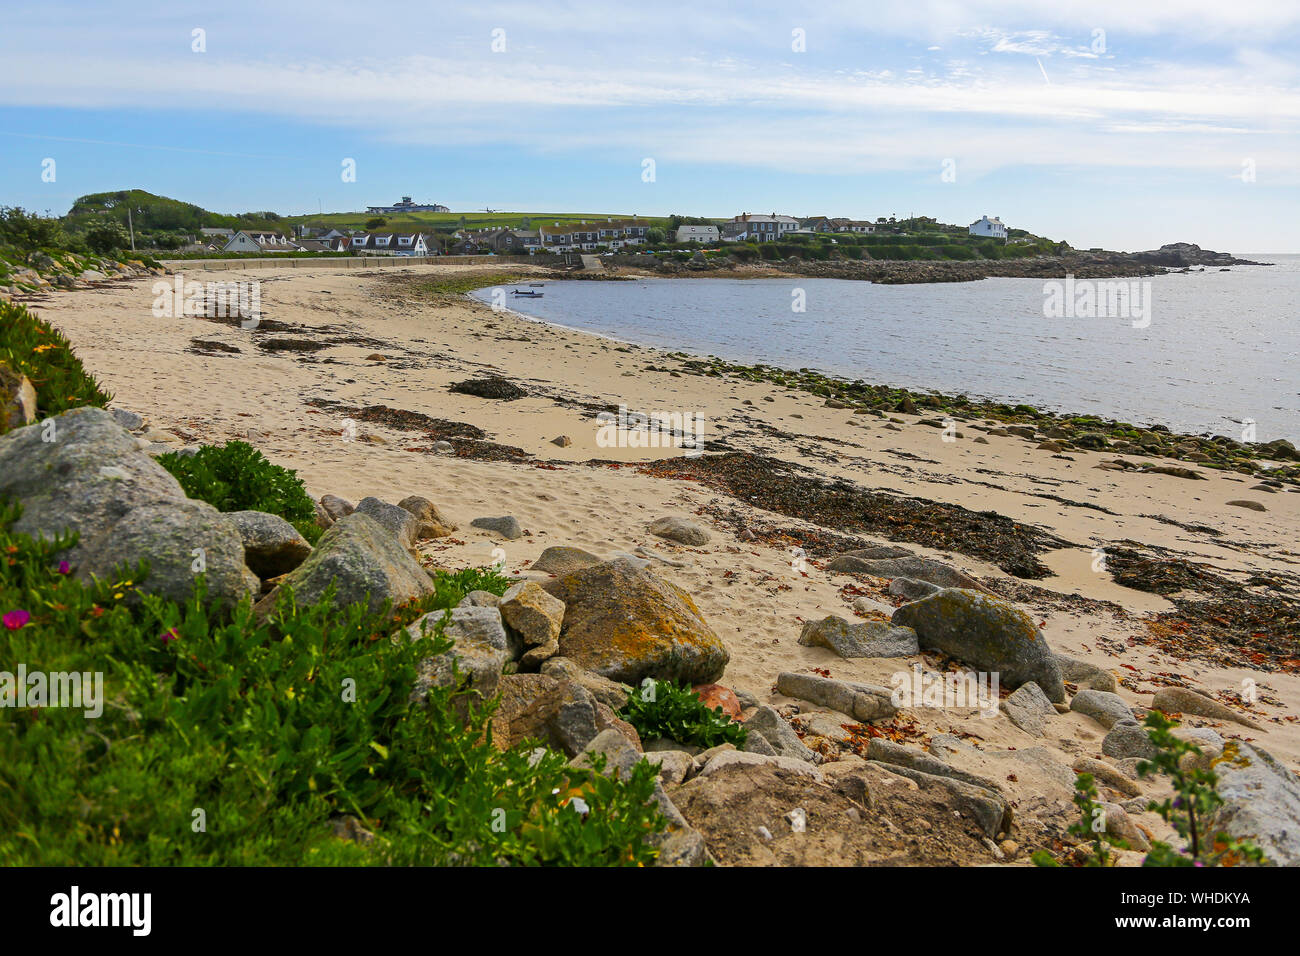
left=27, top=262, right=1300, bottom=861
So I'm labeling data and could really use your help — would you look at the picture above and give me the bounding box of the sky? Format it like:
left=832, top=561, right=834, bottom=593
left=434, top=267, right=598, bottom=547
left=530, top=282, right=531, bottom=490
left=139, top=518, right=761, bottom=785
left=1, top=0, right=1298, bottom=251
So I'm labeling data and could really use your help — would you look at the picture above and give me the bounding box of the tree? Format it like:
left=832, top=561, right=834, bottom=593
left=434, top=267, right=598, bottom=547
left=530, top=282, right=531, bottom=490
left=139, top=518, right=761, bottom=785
left=83, top=219, right=128, bottom=255
left=364, top=216, right=387, bottom=230
left=0, top=206, right=66, bottom=252
left=646, top=227, right=666, bottom=245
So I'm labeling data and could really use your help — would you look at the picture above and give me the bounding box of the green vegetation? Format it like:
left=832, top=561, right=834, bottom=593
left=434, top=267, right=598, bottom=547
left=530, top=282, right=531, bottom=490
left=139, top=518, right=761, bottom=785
left=619, top=679, right=747, bottom=749
left=0, top=501, right=664, bottom=865
left=155, top=441, right=323, bottom=544
left=0, top=300, right=112, bottom=421
left=407, top=271, right=530, bottom=296
left=1136, top=711, right=1265, bottom=867
left=1033, top=713, right=1265, bottom=867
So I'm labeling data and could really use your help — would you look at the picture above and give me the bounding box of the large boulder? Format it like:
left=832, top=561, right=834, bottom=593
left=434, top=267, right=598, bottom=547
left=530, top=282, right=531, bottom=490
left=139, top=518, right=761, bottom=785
left=891, top=589, right=1066, bottom=702
left=492, top=673, right=605, bottom=756
left=542, top=558, right=729, bottom=685
left=354, top=496, right=419, bottom=549
left=227, top=510, right=312, bottom=578
left=256, top=512, right=433, bottom=617
left=1209, top=742, right=1300, bottom=865
left=531, top=546, right=603, bottom=575
left=1152, top=686, right=1264, bottom=730
left=406, top=605, right=511, bottom=712
left=0, top=407, right=257, bottom=608
left=396, top=495, right=456, bottom=538
left=798, top=615, right=918, bottom=658
left=499, top=581, right=565, bottom=647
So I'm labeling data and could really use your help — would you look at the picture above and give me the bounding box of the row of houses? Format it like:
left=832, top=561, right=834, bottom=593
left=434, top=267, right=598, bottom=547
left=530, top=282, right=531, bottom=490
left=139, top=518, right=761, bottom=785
left=451, top=218, right=651, bottom=254
left=672, top=213, right=1010, bottom=244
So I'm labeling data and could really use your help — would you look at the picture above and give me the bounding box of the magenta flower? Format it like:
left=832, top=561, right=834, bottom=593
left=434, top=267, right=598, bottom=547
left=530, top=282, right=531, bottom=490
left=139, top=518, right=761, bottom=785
left=3, top=610, right=31, bottom=630
left=161, top=627, right=180, bottom=645
left=57, top=561, right=70, bottom=575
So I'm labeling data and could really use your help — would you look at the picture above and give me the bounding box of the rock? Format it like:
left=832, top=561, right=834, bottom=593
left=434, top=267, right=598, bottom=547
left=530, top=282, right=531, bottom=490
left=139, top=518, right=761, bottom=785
left=865, top=738, right=1000, bottom=791
left=492, top=673, right=601, bottom=756
left=840, top=545, right=913, bottom=560
left=872, top=764, right=1010, bottom=838
left=571, top=730, right=708, bottom=866
left=539, top=656, right=632, bottom=711
left=1226, top=500, right=1266, bottom=512
left=319, top=494, right=354, bottom=521
left=432, top=441, right=454, bottom=454
left=1070, top=689, right=1136, bottom=729
left=1208, top=741, right=1300, bottom=865
left=826, top=555, right=987, bottom=592
left=798, top=615, right=919, bottom=658
left=406, top=605, right=511, bottom=711
left=108, top=406, right=144, bottom=432
left=1098, top=802, right=1151, bottom=851
left=498, top=581, right=565, bottom=648
left=396, top=495, right=456, bottom=538
left=851, top=595, right=895, bottom=617
left=542, top=558, right=729, bottom=685
left=692, top=683, right=742, bottom=721
left=459, top=589, right=502, bottom=608
left=1101, top=719, right=1158, bottom=761
left=774, top=672, right=897, bottom=723
left=1055, top=653, right=1118, bottom=693
left=226, top=510, right=312, bottom=578
left=79, top=499, right=259, bottom=608
left=471, top=515, right=523, bottom=540
left=744, top=706, right=817, bottom=763
left=0, top=407, right=259, bottom=608
left=531, top=546, right=603, bottom=575
left=698, top=749, right=824, bottom=783
left=519, top=640, right=560, bottom=670
left=550, top=435, right=572, bottom=447
left=1144, top=464, right=1205, bottom=479
left=449, top=377, right=528, bottom=401
left=891, top=589, right=1066, bottom=702
left=648, top=516, right=710, bottom=546
left=643, top=749, right=695, bottom=785
left=1071, top=756, right=1143, bottom=798
left=1002, top=681, right=1055, bottom=737
left=354, top=497, right=420, bottom=549
left=1151, top=686, right=1264, bottom=730
left=888, top=577, right=942, bottom=601
left=741, top=729, right=778, bottom=755
left=255, top=512, right=433, bottom=618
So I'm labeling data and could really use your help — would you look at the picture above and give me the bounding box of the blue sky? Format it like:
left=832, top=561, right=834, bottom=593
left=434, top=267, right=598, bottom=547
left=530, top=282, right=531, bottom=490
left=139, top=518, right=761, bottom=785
left=1, top=0, right=1298, bottom=251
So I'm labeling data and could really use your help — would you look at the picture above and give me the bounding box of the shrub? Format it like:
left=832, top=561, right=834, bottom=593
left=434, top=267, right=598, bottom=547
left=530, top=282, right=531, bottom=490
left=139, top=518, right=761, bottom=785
left=619, top=679, right=747, bottom=749
left=0, top=500, right=665, bottom=865
left=0, top=300, right=113, bottom=422
left=155, top=440, right=322, bottom=543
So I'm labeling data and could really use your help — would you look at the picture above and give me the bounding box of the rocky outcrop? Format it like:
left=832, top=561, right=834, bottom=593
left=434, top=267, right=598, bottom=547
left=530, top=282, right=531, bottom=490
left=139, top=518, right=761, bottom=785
left=256, top=512, right=433, bottom=618
left=542, top=558, right=729, bottom=685
left=1209, top=742, right=1300, bottom=866
left=891, top=589, right=1066, bottom=702
left=227, top=510, right=312, bottom=578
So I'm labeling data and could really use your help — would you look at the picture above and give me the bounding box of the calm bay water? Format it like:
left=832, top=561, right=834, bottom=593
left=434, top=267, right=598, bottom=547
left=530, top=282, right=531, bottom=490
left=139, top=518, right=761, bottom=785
left=473, top=254, right=1300, bottom=442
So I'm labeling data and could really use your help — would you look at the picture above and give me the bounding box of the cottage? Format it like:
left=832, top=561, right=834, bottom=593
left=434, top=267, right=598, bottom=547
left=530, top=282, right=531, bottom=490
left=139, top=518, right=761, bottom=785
left=349, top=232, right=432, bottom=255
left=221, top=230, right=298, bottom=253
left=539, top=218, right=649, bottom=252
left=969, top=215, right=1008, bottom=240
left=675, top=224, right=720, bottom=243
left=722, top=213, right=799, bottom=242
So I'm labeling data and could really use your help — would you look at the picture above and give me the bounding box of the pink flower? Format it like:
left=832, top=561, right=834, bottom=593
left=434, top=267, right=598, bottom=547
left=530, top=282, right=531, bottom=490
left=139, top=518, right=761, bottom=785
left=161, top=627, right=180, bottom=645
left=57, top=561, right=70, bottom=575
left=3, top=610, right=31, bottom=630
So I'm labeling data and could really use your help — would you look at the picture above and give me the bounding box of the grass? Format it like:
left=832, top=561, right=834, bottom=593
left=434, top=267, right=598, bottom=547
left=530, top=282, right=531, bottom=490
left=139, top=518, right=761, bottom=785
left=0, top=500, right=665, bottom=865
left=407, top=271, right=532, bottom=296
left=0, top=300, right=112, bottom=423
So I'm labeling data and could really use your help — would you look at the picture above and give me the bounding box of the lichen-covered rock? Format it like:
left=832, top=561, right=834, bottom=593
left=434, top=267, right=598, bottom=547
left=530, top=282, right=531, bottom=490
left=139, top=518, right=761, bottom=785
left=891, top=589, right=1066, bottom=702
left=542, top=558, right=729, bottom=685
left=0, top=407, right=257, bottom=608
left=539, top=656, right=632, bottom=711
left=498, top=581, right=565, bottom=647
left=354, top=496, right=419, bottom=549
left=531, top=546, right=603, bottom=575
left=1209, top=741, right=1300, bottom=865
left=798, top=615, right=919, bottom=658
left=406, top=605, right=511, bottom=712
left=255, top=512, right=433, bottom=618
left=397, top=495, right=456, bottom=538
left=80, top=499, right=258, bottom=608
left=774, top=672, right=897, bottom=723
left=227, top=510, right=312, bottom=578
left=648, top=516, right=710, bottom=546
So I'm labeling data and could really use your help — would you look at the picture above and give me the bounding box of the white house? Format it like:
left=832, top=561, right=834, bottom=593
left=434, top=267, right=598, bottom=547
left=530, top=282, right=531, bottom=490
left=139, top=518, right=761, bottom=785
left=722, top=213, right=800, bottom=242
left=222, top=230, right=298, bottom=253
left=349, top=232, right=432, bottom=255
left=969, top=215, right=1008, bottom=239
left=675, top=224, right=720, bottom=244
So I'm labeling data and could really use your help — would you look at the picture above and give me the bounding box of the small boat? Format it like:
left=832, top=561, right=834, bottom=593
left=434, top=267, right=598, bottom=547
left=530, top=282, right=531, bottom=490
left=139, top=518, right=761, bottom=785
left=528, top=283, right=544, bottom=287
left=511, top=289, right=544, bottom=297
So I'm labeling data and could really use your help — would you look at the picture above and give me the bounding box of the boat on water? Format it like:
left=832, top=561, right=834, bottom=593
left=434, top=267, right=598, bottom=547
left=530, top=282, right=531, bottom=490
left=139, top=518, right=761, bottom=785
left=511, top=289, right=544, bottom=297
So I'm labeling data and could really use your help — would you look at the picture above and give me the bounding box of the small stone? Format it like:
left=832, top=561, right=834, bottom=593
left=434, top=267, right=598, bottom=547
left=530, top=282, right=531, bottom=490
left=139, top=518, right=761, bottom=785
left=1070, top=689, right=1136, bottom=729
left=550, top=435, right=573, bottom=447
left=1102, top=719, right=1158, bottom=761
left=648, top=516, right=710, bottom=546
left=1226, top=499, right=1266, bottom=512
left=471, top=515, right=523, bottom=540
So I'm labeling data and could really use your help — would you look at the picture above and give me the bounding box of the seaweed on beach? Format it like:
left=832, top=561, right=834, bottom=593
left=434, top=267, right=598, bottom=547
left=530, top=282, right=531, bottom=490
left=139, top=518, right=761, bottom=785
left=636, top=452, right=1069, bottom=578
left=1103, top=545, right=1237, bottom=596
left=305, top=399, right=531, bottom=462
left=1139, top=595, right=1300, bottom=674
